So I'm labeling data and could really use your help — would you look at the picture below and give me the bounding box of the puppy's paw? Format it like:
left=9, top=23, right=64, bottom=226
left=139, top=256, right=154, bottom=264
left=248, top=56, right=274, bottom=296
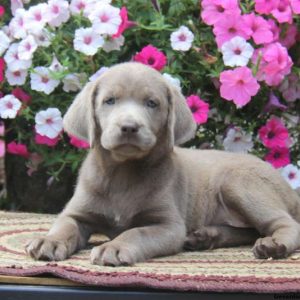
left=90, top=241, right=137, bottom=267
left=184, top=226, right=219, bottom=250
left=252, top=237, right=288, bottom=259
left=25, top=237, right=69, bottom=261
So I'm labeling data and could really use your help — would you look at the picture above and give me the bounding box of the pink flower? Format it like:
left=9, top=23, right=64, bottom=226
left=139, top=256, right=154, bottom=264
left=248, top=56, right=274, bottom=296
left=35, top=133, right=60, bottom=147
left=213, top=12, right=251, bottom=47
left=253, top=42, right=293, bottom=86
left=258, top=117, right=290, bottom=148
left=186, top=95, right=209, bottom=124
left=201, top=0, right=240, bottom=26
left=7, top=141, right=29, bottom=158
left=220, top=67, right=260, bottom=108
left=279, top=24, right=297, bottom=49
left=112, top=7, right=136, bottom=38
left=134, top=45, right=167, bottom=71
left=271, top=0, right=293, bottom=24
left=265, top=147, right=290, bottom=169
left=0, top=58, right=5, bottom=83
left=69, top=135, right=90, bottom=149
left=0, top=140, right=5, bottom=157
left=12, top=88, right=32, bottom=105
left=255, top=0, right=279, bottom=14
left=243, top=13, right=273, bottom=45
left=0, top=5, right=5, bottom=17
left=291, top=0, right=300, bottom=13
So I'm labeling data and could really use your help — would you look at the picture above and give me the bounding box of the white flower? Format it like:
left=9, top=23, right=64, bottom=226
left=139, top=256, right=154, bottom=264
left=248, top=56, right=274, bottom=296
left=221, top=36, right=254, bottom=67
left=163, top=73, right=181, bottom=90
left=73, top=27, right=104, bottom=56
left=18, top=35, right=38, bottom=60
left=25, top=3, right=50, bottom=31
left=0, top=31, right=11, bottom=56
left=89, top=4, right=121, bottom=35
left=9, top=8, right=28, bottom=39
left=102, top=35, right=124, bottom=52
left=4, top=43, right=32, bottom=72
left=32, top=28, right=54, bottom=47
left=46, top=0, right=70, bottom=27
left=223, top=127, right=254, bottom=153
left=70, top=0, right=111, bottom=17
left=35, top=108, right=63, bottom=139
left=63, top=73, right=86, bottom=92
left=30, top=67, right=60, bottom=95
left=0, top=95, right=22, bottom=119
left=10, top=0, right=24, bottom=16
left=5, top=69, right=28, bottom=86
left=89, top=66, right=109, bottom=81
left=170, top=26, right=194, bottom=51
left=49, top=55, right=66, bottom=72
left=281, top=164, right=300, bottom=190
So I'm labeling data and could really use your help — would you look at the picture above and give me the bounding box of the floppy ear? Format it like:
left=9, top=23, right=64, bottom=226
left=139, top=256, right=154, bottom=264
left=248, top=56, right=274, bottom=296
left=63, top=81, right=97, bottom=147
left=167, top=86, right=197, bottom=146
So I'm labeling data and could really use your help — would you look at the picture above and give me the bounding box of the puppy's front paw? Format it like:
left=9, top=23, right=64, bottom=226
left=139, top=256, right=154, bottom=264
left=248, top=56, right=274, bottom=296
left=25, top=237, right=69, bottom=261
left=252, top=237, right=288, bottom=259
left=90, top=241, right=137, bottom=267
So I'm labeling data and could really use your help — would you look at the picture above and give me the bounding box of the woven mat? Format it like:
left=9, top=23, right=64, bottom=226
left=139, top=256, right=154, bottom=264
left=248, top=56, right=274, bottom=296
left=0, top=211, right=300, bottom=293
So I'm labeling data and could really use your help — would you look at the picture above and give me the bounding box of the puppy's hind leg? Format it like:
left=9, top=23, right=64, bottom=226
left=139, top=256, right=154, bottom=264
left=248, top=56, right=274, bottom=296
left=222, top=174, right=300, bottom=259
left=184, top=225, right=259, bottom=251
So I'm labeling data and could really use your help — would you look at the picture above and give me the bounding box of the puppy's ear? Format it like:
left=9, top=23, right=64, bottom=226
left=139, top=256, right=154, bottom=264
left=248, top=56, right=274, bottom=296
left=63, top=81, right=97, bottom=147
left=168, top=86, right=196, bottom=146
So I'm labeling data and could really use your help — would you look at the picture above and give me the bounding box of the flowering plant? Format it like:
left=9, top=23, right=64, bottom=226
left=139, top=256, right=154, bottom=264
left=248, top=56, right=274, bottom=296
left=0, top=0, right=300, bottom=207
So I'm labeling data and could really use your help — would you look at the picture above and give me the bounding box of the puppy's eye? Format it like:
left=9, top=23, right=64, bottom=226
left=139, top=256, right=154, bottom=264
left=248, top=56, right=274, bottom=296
left=104, top=97, right=116, bottom=105
left=146, top=99, right=158, bottom=109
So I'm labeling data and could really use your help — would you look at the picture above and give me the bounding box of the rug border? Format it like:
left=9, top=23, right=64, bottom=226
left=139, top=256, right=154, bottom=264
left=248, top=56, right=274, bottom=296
left=1, top=266, right=300, bottom=293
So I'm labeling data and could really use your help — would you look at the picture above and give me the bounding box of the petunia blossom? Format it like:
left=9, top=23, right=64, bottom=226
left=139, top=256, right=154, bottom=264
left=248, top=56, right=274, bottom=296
left=221, top=36, right=254, bottom=67
left=9, top=8, right=27, bottom=39
left=186, top=95, right=209, bottom=125
left=265, top=147, right=290, bottom=169
left=243, top=13, right=273, bottom=45
left=35, top=108, right=63, bottom=139
left=0, top=94, right=22, bottom=119
left=0, top=58, right=5, bottom=83
left=89, top=4, right=121, bottom=36
left=291, top=0, right=300, bottom=13
left=213, top=12, right=252, bottom=48
left=35, top=132, right=60, bottom=147
left=46, top=0, right=70, bottom=27
left=62, top=73, right=86, bottom=92
left=170, top=26, right=194, bottom=51
left=5, top=69, right=27, bottom=86
left=263, top=92, right=287, bottom=113
left=4, top=43, right=32, bottom=72
left=254, top=0, right=279, bottom=14
left=30, top=67, right=60, bottom=95
left=18, top=35, right=38, bottom=60
left=0, top=5, right=5, bottom=17
left=112, top=6, right=136, bottom=38
left=201, top=0, right=240, bottom=26
left=73, top=27, right=104, bottom=56
left=258, top=117, right=290, bottom=148
left=220, top=67, right=260, bottom=108
left=7, top=141, right=29, bottom=158
left=279, top=73, right=300, bottom=102
left=24, top=3, right=50, bottom=31
left=223, top=127, right=253, bottom=153
left=281, top=164, right=300, bottom=190
left=134, top=45, right=167, bottom=71
left=279, top=24, right=297, bottom=49
left=102, top=35, right=124, bottom=52
left=12, top=87, right=31, bottom=105
left=271, top=0, right=293, bottom=24
left=69, top=135, right=90, bottom=149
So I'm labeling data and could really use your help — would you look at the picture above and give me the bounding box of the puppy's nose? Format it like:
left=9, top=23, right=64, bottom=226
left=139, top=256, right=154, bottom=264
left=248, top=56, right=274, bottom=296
left=121, top=123, right=139, bottom=134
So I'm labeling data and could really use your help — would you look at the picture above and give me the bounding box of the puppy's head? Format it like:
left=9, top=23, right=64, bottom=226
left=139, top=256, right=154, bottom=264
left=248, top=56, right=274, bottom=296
left=63, top=62, right=196, bottom=162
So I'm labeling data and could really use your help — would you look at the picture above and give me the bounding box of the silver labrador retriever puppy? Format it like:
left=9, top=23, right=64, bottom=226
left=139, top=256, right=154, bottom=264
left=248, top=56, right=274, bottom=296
left=26, top=62, right=300, bottom=266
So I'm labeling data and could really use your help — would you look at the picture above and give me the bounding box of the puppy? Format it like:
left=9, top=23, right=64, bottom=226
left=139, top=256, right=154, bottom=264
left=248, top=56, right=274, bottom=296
left=26, top=62, right=300, bottom=266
